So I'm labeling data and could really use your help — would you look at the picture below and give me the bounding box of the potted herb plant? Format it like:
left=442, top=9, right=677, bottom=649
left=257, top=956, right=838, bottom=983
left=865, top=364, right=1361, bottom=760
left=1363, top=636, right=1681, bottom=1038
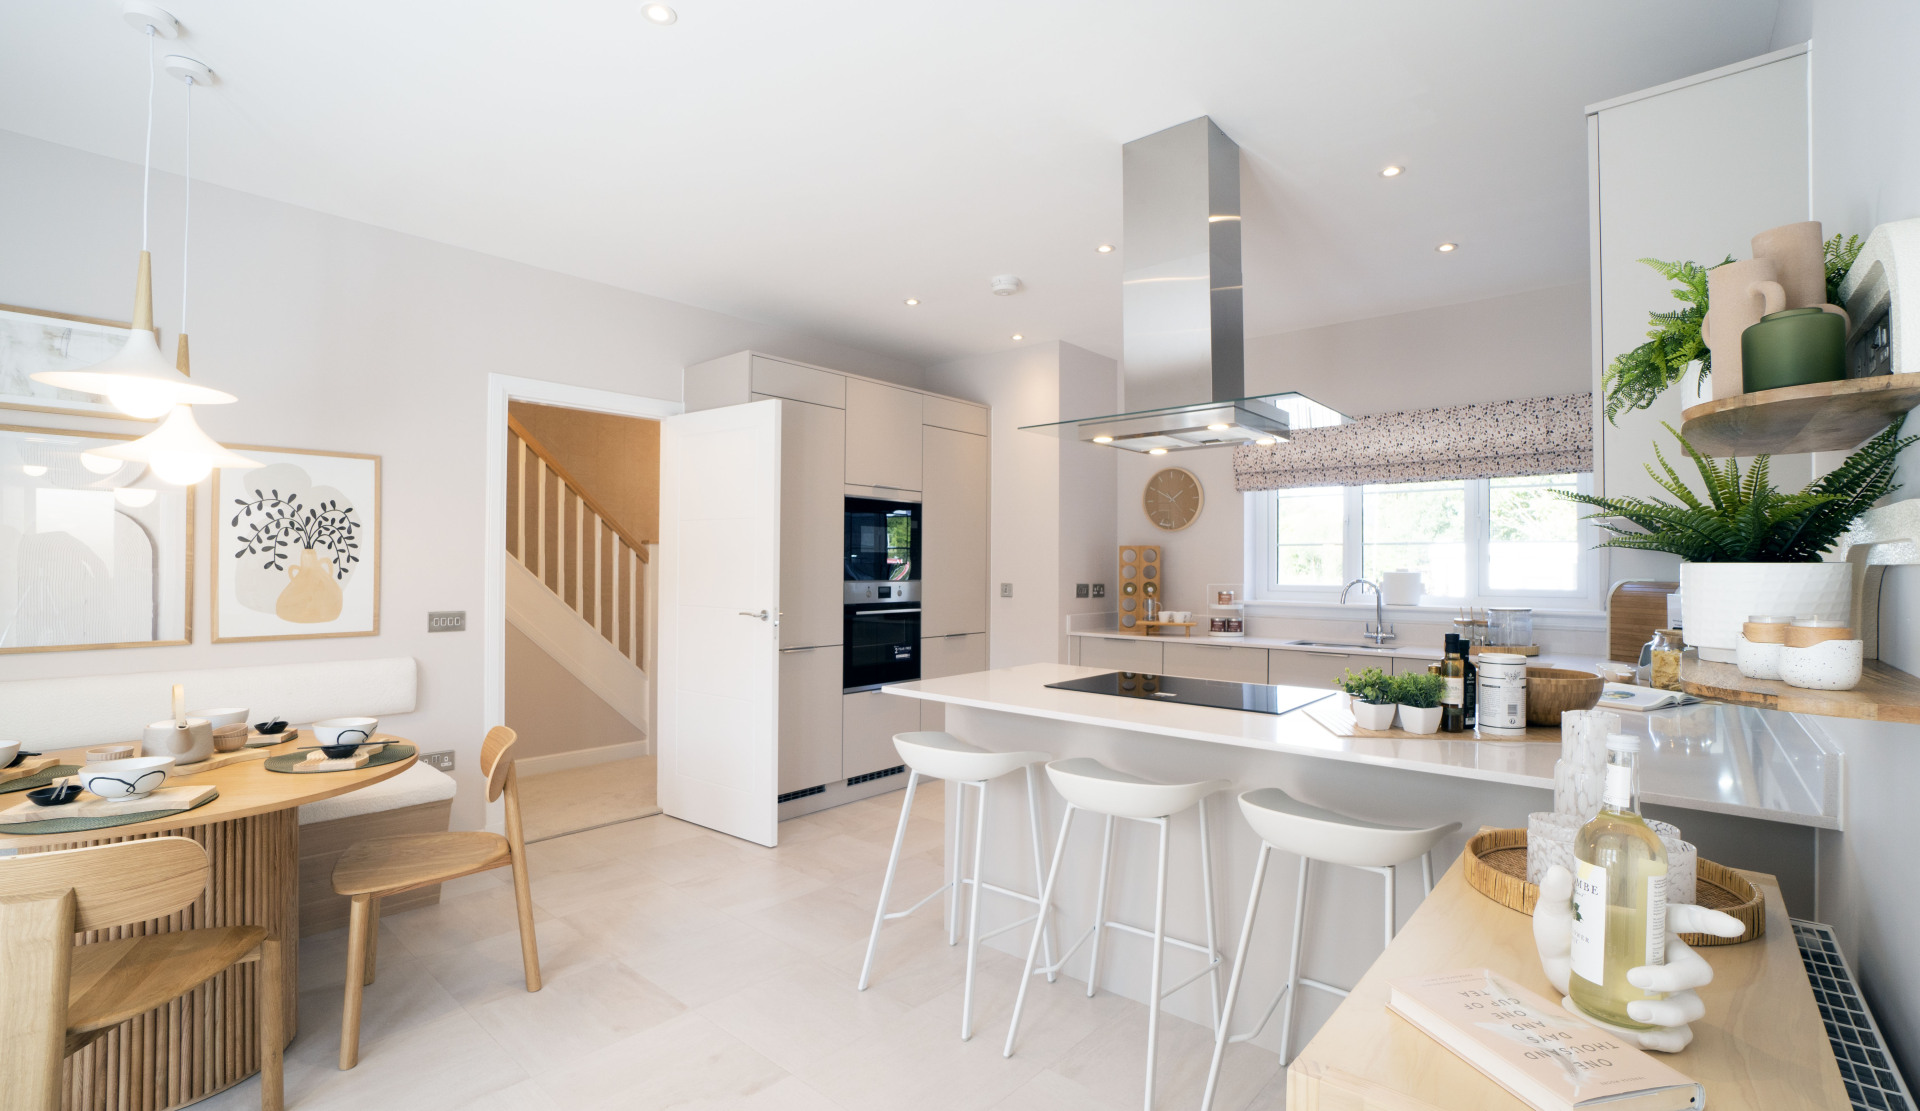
left=1390, top=672, right=1446, bottom=735
left=1562, top=418, right=1914, bottom=662
left=1335, top=666, right=1397, bottom=730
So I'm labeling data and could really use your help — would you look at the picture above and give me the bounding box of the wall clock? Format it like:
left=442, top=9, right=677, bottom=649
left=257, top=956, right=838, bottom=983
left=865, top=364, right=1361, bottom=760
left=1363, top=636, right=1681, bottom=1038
left=1143, top=467, right=1203, bottom=531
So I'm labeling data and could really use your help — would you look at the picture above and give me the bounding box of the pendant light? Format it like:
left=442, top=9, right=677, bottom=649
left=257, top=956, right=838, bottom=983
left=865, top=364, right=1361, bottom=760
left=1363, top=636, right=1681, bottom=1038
left=31, top=3, right=235, bottom=418
left=83, top=54, right=260, bottom=486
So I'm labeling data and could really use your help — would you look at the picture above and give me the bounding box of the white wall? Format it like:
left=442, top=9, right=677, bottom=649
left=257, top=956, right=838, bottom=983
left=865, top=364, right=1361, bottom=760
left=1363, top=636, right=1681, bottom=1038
left=0, top=130, right=921, bottom=829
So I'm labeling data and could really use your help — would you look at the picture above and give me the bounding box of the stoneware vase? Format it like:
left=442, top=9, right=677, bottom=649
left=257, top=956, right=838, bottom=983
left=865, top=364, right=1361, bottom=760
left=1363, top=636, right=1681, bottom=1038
left=1397, top=703, right=1441, bottom=734
left=277, top=547, right=345, bottom=623
left=1701, top=259, right=1786, bottom=400
left=1679, top=562, right=1852, bottom=663
left=1750, top=221, right=1829, bottom=309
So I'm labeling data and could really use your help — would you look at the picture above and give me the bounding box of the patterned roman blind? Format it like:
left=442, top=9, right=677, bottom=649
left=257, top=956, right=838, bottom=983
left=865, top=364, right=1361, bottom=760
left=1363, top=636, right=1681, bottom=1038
left=1232, top=393, right=1593, bottom=492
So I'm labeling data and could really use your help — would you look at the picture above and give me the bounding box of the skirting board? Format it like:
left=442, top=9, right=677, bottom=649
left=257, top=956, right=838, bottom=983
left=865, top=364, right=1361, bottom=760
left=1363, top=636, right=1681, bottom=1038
left=777, top=767, right=908, bottom=821
left=516, top=739, right=650, bottom=777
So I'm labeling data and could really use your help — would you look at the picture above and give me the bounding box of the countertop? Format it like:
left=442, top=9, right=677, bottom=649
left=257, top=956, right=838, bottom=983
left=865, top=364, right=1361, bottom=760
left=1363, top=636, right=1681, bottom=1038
left=1066, top=628, right=1593, bottom=669
left=882, top=663, right=1842, bottom=829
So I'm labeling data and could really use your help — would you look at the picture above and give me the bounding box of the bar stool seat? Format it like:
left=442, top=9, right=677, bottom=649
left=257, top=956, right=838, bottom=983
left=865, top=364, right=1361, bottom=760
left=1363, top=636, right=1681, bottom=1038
left=894, top=731, right=1051, bottom=783
left=1045, top=756, right=1227, bottom=820
left=1199, top=788, right=1458, bottom=1111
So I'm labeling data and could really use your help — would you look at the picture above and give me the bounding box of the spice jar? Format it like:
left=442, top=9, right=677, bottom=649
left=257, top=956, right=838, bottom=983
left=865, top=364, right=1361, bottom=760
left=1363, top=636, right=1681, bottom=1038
left=1649, top=628, right=1685, bottom=691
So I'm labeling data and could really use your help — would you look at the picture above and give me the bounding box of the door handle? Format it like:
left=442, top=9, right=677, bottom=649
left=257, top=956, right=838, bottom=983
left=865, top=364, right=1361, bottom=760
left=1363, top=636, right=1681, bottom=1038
left=738, top=610, right=770, bottom=621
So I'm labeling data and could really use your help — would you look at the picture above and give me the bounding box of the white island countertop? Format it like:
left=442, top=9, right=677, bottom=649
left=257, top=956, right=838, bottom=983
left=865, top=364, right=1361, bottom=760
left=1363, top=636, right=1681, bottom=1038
left=882, top=663, right=1842, bottom=829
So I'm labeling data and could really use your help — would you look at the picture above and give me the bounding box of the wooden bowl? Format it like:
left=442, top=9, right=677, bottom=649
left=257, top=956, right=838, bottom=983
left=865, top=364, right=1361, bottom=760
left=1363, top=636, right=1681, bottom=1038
left=1524, top=667, right=1603, bottom=725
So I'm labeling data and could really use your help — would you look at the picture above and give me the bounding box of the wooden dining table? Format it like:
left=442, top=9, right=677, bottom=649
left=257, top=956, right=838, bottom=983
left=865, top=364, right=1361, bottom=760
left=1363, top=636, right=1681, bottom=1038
left=6, top=734, right=417, bottom=1111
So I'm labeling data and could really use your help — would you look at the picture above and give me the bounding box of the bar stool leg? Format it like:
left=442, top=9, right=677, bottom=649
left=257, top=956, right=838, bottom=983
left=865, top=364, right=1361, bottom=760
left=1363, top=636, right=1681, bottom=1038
left=961, top=780, right=990, bottom=1040
left=1422, top=851, right=1433, bottom=895
left=858, top=770, right=922, bottom=991
left=1196, top=797, right=1222, bottom=1031
left=1143, top=815, right=1171, bottom=1111
left=1085, top=813, right=1116, bottom=998
left=1023, top=764, right=1060, bottom=983
left=948, top=777, right=965, bottom=946
left=1382, top=864, right=1397, bottom=948
left=1005, top=804, right=1077, bottom=1059
left=1201, top=841, right=1272, bottom=1111
left=1278, top=857, right=1311, bottom=1064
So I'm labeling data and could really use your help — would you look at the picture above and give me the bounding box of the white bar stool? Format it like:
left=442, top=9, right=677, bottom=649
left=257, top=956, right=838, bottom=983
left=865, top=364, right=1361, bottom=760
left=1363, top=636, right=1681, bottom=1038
left=857, top=731, right=1058, bottom=1041
left=1199, top=787, right=1459, bottom=1111
left=1004, top=757, right=1230, bottom=1111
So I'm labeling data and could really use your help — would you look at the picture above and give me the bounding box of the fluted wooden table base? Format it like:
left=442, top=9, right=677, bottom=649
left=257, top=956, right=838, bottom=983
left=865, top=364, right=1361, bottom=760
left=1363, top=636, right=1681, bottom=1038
left=29, top=809, right=300, bottom=1111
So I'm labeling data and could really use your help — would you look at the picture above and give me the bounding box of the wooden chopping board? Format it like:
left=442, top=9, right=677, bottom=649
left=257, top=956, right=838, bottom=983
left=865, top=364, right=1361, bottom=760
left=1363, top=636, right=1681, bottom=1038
left=0, top=782, right=218, bottom=821
left=0, top=755, right=59, bottom=785
left=172, top=746, right=277, bottom=777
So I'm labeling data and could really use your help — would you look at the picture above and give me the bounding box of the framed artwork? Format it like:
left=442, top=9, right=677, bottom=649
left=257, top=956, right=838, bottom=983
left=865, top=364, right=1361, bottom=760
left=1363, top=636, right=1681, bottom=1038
left=0, top=302, right=161, bottom=421
left=0, top=424, right=193, bottom=654
left=213, top=446, right=381, bottom=642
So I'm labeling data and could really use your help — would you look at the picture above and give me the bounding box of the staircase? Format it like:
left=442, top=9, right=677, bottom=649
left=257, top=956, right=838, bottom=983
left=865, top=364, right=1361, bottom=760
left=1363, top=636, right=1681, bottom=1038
left=506, top=416, right=656, bottom=739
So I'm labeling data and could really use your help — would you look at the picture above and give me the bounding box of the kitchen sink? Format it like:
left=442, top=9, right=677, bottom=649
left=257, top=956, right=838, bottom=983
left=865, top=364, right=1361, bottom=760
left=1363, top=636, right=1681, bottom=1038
left=1281, top=640, right=1389, bottom=651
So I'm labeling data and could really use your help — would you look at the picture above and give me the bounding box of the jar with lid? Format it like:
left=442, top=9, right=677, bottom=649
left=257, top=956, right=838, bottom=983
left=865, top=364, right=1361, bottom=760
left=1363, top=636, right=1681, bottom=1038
left=1647, top=629, right=1685, bottom=691
left=1486, top=607, right=1533, bottom=648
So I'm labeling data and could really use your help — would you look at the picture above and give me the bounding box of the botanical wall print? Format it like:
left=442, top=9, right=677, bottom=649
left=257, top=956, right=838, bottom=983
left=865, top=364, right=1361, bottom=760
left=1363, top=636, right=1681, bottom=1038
left=214, top=446, right=380, bottom=642
left=0, top=303, right=160, bottom=421
left=0, top=424, right=193, bottom=654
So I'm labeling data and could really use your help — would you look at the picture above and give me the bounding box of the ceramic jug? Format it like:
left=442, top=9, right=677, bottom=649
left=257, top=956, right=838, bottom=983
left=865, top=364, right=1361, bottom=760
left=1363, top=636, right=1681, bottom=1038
left=276, top=548, right=345, bottom=623
left=1750, top=219, right=1850, bottom=325
left=1701, top=259, right=1786, bottom=400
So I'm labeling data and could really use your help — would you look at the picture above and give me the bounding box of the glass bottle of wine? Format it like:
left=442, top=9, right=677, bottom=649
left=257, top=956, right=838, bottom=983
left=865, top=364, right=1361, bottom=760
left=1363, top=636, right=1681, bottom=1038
left=1568, top=734, right=1668, bottom=1029
left=1438, top=635, right=1467, bottom=732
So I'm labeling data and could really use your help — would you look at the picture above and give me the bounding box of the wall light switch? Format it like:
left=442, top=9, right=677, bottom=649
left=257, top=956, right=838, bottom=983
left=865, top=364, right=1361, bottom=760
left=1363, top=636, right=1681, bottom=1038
left=1092, top=583, right=1106, bottom=598
left=1076, top=583, right=1090, bottom=598
left=422, top=750, right=456, bottom=772
left=428, top=610, right=466, bottom=633
left=1001, top=583, right=1013, bottom=598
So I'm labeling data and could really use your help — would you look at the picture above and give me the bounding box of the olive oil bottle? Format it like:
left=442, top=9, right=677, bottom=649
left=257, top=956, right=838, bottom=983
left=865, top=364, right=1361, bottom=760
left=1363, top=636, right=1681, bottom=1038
left=1439, top=635, right=1467, bottom=732
left=1569, top=734, right=1669, bottom=1029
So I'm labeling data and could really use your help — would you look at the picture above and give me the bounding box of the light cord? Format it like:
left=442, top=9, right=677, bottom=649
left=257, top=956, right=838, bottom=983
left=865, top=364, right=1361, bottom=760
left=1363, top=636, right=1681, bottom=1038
left=142, top=25, right=155, bottom=250
left=181, top=73, right=191, bottom=335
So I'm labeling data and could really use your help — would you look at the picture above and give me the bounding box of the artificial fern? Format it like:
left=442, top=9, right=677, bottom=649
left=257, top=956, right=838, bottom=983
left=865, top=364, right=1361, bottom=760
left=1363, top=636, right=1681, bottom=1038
left=1559, top=417, right=1915, bottom=562
left=1826, top=233, right=1864, bottom=305
left=1601, top=257, right=1728, bottom=424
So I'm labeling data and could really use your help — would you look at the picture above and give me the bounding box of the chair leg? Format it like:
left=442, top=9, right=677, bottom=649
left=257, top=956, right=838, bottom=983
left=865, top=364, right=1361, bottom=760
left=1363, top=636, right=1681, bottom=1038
left=362, top=895, right=380, bottom=986
left=1201, top=842, right=1270, bottom=1111
left=1383, top=864, right=1397, bottom=948
left=1143, top=816, right=1171, bottom=1111
left=510, top=851, right=542, bottom=993
left=859, top=770, right=921, bottom=991
left=1197, top=797, right=1222, bottom=1032
left=961, top=780, right=990, bottom=1040
left=259, top=936, right=286, bottom=1111
left=340, top=894, right=372, bottom=1070
left=1004, top=804, right=1076, bottom=1059
left=1278, top=858, right=1311, bottom=1064
left=1085, top=813, right=1116, bottom=998
left=1022, top=764, right=1059, bottom=984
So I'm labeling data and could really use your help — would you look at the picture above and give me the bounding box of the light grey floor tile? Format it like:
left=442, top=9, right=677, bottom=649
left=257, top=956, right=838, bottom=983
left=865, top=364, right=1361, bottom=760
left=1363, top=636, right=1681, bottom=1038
left=698, top=958, right=912, bottom=1077
left=534, top=1011, right=788, bottom=1110
left=282, top=1010, right=530, bottom=1111
left=1047, top=1001, right=1279, bottom=1111
left=413, top=915, right=608, bottom=1009
left=468, top=953, right=687, bottom=1076
left=382, top=882, right=551, bottom=959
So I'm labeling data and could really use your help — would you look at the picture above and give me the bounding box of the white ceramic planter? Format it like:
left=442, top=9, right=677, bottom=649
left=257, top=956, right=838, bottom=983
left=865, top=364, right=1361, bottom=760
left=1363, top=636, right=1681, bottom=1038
left=1679, top=562, right=1851, bottom=663
left=1398, top=704, right=1442, bottom=734
left=1352, top=701, right=1397, bottom=730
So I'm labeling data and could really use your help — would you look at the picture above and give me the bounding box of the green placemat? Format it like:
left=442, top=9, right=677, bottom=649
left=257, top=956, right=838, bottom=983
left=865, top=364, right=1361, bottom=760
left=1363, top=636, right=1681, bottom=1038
left=0, top=765, right=80, bottom=795
left=0, top=788, right=220, bottom=835
left=265, top=744, right=414, bottom=774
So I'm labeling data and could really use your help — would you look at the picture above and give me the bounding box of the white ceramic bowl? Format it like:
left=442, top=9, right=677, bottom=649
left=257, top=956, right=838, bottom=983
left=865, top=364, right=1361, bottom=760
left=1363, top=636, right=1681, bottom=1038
left=0, top=741, right=19, bottom=768
left=80, top=756, right=175, bottom=802
left=1779, top=639, right=1864, bottom=691
left=190, top=707, right=250, bottom=730
left=313, top=717, right=380, bottom=747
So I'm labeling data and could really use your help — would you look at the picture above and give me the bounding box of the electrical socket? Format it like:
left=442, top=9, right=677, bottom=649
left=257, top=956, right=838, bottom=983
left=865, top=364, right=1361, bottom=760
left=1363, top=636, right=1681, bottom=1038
left=1092, top=583, right=1106, bottom=598
left=1001, top=583, right=1013, bottom=598
left=422, top=750, right=456, bottom=772
left=1075, top=583, right=1090, bottom=598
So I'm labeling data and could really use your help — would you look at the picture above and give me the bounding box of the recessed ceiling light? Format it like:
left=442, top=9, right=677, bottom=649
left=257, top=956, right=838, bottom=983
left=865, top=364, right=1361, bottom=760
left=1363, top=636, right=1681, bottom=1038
left=640, top=3, right=677, bottom=24
left=1436, top=242, right=1458, bottom=253
left=903, top=298, right=919, bottom=306
left=1380, top=165, right=1404, bottom=177
left=1011, top=334, right=1023, bottom=341
left=1254, top=437, right=1277, bottom=446
left=1097, top=244, right=1114, bottom=253
left=1092, top=435, right=1114, bottom=444
left=1148, top=447, right=1169, bottom=455
left=1206, top=423, right=1230, bottom=432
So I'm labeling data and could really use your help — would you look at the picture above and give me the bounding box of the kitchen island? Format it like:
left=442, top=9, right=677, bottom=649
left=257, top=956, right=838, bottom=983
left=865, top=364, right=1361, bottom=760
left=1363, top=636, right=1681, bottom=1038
left=880, top=663, right=1842, bottom=1054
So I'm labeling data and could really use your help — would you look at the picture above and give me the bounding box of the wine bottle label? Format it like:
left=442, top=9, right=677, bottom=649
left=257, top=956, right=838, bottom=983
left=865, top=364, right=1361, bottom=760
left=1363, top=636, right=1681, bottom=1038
left=1645, top=872, right=1668, bottom=968
left=1570, top=859, right=1607, bottom=985
left=1443, top=677, right=1463, bottom=706
left=1602, top=763, right=1633, bottom=810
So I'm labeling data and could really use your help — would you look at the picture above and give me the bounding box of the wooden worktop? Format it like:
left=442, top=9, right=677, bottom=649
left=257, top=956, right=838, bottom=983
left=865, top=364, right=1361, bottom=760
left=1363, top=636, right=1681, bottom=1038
left=1287, top=857, right=1848, bottom=1110
left=1681, top=657, right=1920, bottom=724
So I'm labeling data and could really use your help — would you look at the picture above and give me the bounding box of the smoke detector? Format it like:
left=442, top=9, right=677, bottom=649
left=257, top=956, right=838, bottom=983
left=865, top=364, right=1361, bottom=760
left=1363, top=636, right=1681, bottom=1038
left=990, top=275, right=1024, bottom=296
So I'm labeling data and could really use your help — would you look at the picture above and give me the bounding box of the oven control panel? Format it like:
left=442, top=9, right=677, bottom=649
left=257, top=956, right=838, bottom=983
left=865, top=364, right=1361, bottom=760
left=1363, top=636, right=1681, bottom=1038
left=844, top=581, right=920, bottom=605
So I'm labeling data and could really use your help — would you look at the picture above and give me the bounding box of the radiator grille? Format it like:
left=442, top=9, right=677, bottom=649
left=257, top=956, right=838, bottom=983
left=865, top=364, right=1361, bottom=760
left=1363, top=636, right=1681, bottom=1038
left=847, top=765, right=906, bottom=787
left=1795, top=919, right=1913, bottom=1111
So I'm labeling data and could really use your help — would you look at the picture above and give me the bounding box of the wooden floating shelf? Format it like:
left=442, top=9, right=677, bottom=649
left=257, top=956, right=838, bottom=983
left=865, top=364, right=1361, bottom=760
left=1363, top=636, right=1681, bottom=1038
left=1679, top=372, right=1920, bottom=457
left=1680, top=657, right=1920, bottom=724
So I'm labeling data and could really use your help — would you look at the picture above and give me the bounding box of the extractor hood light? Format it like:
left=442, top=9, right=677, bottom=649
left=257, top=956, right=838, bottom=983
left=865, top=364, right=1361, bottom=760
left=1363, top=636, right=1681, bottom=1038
left=1254, top=437, right=1277, bottom=446
left=641, top=3, right=678, bottom=23
left=1092, top=436, right=1114, bottom=444
left=1436, top=242, right=1458, bottom=253
left=1148, top=447, right=1169, bottom=455
left=1206, top=423, right=1230, bottom=431
left=1207, top=215, right=1240, bottom=222
left=1380, top=165, right=1404, bottom=177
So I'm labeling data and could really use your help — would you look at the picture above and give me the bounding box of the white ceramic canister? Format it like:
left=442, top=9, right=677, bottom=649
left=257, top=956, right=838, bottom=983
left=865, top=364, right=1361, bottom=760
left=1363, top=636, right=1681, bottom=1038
left=1476, top=653, right=1529, bottom=736
left=1734, top=615, right=1792, bottom=681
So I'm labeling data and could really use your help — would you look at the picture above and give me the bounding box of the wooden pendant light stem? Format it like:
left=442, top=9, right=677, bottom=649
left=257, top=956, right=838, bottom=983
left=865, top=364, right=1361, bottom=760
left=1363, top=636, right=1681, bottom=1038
left=132, top=251, right=155, bottom=333
left=175, top=334, right=191, bottom=377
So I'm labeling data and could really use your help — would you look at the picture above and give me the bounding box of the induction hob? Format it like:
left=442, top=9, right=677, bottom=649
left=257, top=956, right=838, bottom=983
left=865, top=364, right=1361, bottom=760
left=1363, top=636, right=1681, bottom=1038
left=1045, top=672, right=1335, bottom=716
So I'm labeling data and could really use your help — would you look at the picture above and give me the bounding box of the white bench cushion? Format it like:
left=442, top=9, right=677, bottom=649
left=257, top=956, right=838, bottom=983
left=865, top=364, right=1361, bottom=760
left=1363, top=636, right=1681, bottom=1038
left=299, top=762, right=456, bottom=825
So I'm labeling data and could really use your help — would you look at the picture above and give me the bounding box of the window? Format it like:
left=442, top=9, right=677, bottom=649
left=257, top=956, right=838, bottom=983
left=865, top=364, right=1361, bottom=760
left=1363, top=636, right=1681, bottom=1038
left=1248, top=473, right=1596, bottom=607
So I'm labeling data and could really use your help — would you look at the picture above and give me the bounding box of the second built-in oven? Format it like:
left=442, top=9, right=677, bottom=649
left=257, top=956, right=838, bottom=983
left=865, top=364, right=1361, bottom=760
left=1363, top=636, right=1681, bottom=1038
left=844, top=496, right=922, bottom=692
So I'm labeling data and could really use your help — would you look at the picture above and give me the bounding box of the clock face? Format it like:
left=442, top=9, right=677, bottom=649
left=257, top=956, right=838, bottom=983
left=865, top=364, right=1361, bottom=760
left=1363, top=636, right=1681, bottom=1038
left=1143, top=467, right=1203, bottom=531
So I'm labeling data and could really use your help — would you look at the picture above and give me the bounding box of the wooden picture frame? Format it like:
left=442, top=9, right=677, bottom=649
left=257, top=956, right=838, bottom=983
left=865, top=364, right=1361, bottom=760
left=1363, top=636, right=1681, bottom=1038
left=0, top=302, right=163, bottom=422
left=0, top=423, right=194, bottom=654
left=213, top=445, right=381, bottom=643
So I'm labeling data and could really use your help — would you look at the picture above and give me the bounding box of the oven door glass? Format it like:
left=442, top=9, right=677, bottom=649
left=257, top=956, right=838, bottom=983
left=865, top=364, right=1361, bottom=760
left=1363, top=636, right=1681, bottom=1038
left=845, top=498, right=920, bottom=582
left=844, top=603, right=921, bottom=691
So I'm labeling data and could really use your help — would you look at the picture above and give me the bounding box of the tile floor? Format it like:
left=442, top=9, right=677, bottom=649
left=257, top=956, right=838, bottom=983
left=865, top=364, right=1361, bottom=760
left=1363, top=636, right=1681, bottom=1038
left=518, top=754, right=661, bottom=842
left=201, top=780, right=1282, bottom=1110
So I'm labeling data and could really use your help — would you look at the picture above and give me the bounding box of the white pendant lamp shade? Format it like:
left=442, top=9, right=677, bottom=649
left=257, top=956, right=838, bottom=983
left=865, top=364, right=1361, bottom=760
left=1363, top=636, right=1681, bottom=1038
left=31, top=252, right=235, bottom=418
left=84, top=404, right=261, bottom=486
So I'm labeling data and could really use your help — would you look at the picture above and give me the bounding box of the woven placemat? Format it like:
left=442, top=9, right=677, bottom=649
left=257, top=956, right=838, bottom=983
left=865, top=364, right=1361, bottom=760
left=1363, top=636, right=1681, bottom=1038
left=0, top=765, right=80, bottom=795
left=0, top=788, right=219, bottom=835
left=265, top=744, right=414, bottom=775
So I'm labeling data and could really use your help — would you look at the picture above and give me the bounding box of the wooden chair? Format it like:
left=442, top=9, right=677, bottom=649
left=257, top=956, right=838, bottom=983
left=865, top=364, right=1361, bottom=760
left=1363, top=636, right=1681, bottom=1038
left=0, top=837, right=284, bottom=1111
left=331, top=725, right=540, bottom=1069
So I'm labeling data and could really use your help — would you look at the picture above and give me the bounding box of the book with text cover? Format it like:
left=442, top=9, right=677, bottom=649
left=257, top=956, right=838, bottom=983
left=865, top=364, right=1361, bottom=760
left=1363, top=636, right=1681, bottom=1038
left=1597, top=684, right=1703, bottom=712
left=1388, top=969, right=1703, bottom=1110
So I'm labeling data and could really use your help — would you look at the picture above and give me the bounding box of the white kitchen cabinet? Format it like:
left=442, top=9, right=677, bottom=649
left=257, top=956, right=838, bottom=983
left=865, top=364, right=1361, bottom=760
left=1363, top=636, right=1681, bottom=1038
left=922, top=395, right=989, bottom=435
left=919, top=632, right=989, bottom=731
left=1162, top=642, right=1269, bottom=684
left=778, top=646, right=843, bottom=794
left=844, top=688, right=923, bottom=780
left=1079, top=636, right=1164, bottom=673
left=684, top=352, right=846, bottom=411
left=1266, top=649, right=1373, bottom=689
left=772, top=398, right=845, bottom=650
left=921, top=426, right=989, bottom=637
left=845, top=378, right=924, bottom=491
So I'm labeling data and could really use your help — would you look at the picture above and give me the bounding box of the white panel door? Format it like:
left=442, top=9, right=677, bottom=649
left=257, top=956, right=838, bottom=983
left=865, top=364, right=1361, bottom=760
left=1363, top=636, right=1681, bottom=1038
left=659, top=400, right=781, bottom=847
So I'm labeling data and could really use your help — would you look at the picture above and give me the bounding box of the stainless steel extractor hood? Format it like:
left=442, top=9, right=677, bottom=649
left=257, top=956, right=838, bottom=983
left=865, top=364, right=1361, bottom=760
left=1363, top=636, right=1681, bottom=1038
left=1024, top=116, right=1347, bottom=452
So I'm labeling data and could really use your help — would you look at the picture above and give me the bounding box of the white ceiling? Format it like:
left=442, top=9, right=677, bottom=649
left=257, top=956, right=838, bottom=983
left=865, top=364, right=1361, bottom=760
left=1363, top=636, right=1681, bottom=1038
left=0, top=1, right=1789, bottom=366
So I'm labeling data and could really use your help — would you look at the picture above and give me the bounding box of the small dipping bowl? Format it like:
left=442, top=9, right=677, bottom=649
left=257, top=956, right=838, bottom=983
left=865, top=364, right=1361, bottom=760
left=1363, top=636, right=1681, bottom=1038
left=86, top=743, right=138, bottom=764
left=254, top=719, right=289, bottom=735
left=213, top=724, right=250, bottom=753
left=27, top=783, right=83, bottom=807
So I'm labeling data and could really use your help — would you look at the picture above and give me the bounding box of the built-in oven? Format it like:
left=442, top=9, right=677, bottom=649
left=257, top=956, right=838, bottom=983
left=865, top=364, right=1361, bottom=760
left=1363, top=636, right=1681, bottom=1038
left=844, top=496, right=922, bottom=692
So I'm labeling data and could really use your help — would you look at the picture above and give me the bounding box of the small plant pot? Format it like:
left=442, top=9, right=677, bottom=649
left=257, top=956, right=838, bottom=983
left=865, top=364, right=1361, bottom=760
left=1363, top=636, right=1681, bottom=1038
left=1352, top=701, right=1398, bottom=731
left=1397, top=704, right=1442, bottom=734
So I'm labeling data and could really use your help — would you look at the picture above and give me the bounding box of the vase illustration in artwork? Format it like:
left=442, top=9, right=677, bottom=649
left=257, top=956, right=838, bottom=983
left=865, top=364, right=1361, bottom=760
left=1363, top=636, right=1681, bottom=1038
left=277, top=548, right=344, bottom=622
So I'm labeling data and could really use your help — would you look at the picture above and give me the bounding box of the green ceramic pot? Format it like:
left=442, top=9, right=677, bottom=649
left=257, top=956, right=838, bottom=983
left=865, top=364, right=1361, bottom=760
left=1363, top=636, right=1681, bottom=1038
left=1742, top=307, right=1845, bottom=392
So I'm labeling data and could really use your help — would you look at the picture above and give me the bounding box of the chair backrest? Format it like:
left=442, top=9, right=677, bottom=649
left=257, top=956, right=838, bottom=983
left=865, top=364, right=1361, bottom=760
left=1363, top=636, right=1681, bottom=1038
left=0, top=837, right=208, bottom=932
left=480, top=725, right=519, bottom=803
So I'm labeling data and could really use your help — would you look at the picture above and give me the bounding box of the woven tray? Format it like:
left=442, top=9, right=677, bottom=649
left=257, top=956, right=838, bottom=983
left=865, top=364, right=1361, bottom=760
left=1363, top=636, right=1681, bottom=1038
left=1463, top=827, right=1765, bottom=946
left=0, top=764, right=80, bottom=795
left=264, top=744, right=413, bottom=774
left=0, top=788, right=219, bottom=836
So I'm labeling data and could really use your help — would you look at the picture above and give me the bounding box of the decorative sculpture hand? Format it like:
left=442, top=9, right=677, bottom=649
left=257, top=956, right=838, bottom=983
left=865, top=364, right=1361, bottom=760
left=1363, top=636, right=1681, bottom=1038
left=1531, top=865, right=1745, bottom=1052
